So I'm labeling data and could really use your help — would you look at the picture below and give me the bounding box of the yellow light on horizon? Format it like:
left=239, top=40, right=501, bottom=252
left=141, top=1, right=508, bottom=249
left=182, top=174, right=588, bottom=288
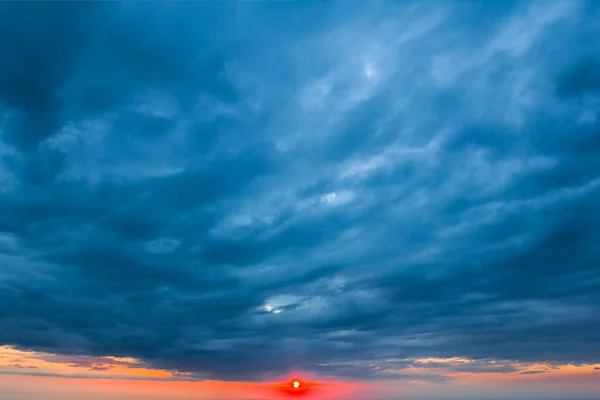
left=293, top=380, right=300, bottom=389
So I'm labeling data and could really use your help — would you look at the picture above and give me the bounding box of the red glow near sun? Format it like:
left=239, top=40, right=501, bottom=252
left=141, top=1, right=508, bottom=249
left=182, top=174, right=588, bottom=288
left=271, top=378, right=313, bottom=396
left=266, top=376, right=361, bottom=399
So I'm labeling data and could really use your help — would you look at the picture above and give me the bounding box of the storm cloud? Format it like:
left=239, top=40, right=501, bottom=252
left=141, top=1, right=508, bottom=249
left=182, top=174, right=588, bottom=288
left=1, top=0, right=599, bottom=382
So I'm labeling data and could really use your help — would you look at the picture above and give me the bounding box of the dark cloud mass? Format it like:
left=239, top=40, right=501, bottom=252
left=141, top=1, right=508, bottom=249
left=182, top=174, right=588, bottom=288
left=1, top=0, right=599, bottom=382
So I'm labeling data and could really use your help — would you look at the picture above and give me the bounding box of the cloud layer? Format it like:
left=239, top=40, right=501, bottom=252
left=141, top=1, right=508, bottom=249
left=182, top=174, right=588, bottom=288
left=1, top=0, right=599, bottom=382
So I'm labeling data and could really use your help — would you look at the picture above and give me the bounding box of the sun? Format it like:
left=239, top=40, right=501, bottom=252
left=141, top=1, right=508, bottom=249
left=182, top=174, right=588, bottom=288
left=273, top=378, right=313, bottom=396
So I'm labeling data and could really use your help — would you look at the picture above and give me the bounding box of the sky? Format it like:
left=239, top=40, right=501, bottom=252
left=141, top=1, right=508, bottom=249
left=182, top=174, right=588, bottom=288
left=0, top=0, right=600, bottom=399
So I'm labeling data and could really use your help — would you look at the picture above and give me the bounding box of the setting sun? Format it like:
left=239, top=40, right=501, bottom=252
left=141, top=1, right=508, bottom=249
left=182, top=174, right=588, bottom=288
left=293, top=380, right=300, bottom=389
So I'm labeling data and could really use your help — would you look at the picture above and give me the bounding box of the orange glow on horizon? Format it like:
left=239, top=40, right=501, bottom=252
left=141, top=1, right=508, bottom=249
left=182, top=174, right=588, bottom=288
left=2, top=346, right=600, bottom=399
left=0, top=374, right=363, bottom=400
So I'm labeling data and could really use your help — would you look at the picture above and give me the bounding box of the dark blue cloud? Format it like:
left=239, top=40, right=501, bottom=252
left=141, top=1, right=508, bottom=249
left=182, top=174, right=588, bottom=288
left=1, top=0, right=599, bottom=382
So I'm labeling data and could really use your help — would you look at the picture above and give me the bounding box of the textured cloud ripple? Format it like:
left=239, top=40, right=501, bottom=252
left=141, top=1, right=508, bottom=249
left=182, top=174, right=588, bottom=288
left=0, top=0, right=599, bottom=384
